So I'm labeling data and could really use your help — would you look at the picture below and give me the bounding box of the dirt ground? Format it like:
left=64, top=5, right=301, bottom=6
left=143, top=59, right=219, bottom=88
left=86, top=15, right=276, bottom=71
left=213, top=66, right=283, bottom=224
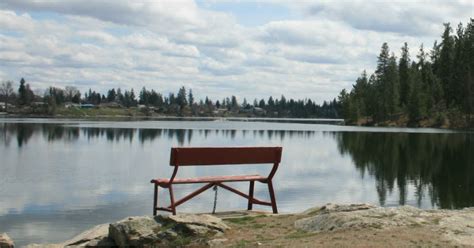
left=216, top=212, right=469, bottom=248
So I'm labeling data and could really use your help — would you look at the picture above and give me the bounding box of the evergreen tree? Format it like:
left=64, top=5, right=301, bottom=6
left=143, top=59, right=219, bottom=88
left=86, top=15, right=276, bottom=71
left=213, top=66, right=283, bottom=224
left=116, top=88, right=124, bottom=104
left=387, top=54, right=400, bottom=116
left=407, top=63, right=425, bottom=122
left=352, top=71, right=369, bottom=117
left=231, top=95, right=238, bottom=109
left=177, top=86, right=187, bottom=108
left=130, top=89, right=137, bottom=107
left=463, top=19, right=474, bottom=123
left=399, top=43, right=411, bottom=107
left=374, top=43, right=391, bottom=121
left=107, top=88, right=116, bottom=102
left=188, top=89, right=194, bottom=106
left=438, top=23, right=455, bottom=107
left=18, top=78, right=27, bottom=105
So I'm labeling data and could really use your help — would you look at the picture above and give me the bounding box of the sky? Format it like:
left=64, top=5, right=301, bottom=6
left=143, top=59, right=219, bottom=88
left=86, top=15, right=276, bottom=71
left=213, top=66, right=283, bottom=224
left=0, top=0, right=472, bottom=104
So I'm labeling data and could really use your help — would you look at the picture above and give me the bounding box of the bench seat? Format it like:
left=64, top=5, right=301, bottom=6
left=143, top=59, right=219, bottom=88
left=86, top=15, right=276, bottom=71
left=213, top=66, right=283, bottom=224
left=152, top=147, right=282, bottom=215
left=151, top=174, right=266, bottom=185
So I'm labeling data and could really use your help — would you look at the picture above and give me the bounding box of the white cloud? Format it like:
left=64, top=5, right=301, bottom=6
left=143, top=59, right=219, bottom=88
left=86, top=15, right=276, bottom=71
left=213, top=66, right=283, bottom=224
left=301, top=0, right=472, bottom=36
left=0, top=0, right=471, bottom=103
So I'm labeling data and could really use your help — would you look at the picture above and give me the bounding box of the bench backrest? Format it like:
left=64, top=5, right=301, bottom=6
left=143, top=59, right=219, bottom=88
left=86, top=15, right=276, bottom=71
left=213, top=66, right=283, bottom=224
left=170, top=147, right=282, bottom=166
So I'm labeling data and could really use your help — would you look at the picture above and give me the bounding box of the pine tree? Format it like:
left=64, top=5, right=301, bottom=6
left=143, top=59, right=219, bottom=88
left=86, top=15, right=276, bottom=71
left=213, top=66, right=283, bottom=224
left=130, top=89, right=137, bottom=106
left=438, top=23, right=455, bottom=107
left=399, top=43, right=411, bottom=107
left=408, top=62, right=425, bottom=122
left=18, top=78, right=27, bottom=105
left=107, top=88, right=116, bottom=102
left=188, top=89, right=194, bottom=106
left=352, top=71, right=369, bottom=117
left=387, top=54, right=400, bottom=116
left=177, top=86, right=187, bottom=108
left=374, top=43, right=391, bottom=121
left=139, top=87, right=149, bottom=105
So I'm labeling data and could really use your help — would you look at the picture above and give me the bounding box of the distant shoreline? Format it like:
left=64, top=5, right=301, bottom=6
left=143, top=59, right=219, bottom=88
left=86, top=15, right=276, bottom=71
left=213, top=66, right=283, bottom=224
left=0, top=112, right=345, bottom=125
left=2, top=110, right=472, bottom=130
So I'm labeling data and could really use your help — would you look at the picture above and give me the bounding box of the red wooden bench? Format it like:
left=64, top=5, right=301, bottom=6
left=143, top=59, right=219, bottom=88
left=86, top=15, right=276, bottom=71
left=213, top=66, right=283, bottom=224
left=150, top=146, right=283, bottom=215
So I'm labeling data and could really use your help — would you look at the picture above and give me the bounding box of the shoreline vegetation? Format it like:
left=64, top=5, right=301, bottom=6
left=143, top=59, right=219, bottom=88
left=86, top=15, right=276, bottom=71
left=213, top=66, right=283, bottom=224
left=338, top=19, right=474, bottom=130
left=5, top=203, right=473, bottom=247
left=0, top=106, right=470, bottom=129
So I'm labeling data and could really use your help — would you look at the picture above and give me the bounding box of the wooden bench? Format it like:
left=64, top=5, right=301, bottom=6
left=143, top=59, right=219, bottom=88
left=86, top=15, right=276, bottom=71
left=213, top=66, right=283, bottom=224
left=150, top=146, right=283, bottom=215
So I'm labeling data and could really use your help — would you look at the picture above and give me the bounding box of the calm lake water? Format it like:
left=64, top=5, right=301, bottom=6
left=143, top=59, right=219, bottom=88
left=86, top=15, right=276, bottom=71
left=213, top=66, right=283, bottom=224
left=0, top=118, right=472, bottom=245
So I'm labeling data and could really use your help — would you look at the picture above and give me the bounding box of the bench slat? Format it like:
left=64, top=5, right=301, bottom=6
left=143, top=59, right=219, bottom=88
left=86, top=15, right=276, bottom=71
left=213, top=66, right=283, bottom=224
left=151, top=174, right=266, bottom=185
left=170, top=146, right=282, bottom=166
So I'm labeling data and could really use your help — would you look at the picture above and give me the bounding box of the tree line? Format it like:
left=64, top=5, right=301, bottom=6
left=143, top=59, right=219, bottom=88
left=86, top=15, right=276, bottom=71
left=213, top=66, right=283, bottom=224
left=1, top=79, right=340, bottom=118
left=338, top=19, right=474, bottom=127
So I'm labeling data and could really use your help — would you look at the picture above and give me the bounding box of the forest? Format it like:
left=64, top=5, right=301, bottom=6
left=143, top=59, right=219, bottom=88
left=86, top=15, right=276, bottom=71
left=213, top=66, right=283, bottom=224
left=338, top=19, right=473, bottom=128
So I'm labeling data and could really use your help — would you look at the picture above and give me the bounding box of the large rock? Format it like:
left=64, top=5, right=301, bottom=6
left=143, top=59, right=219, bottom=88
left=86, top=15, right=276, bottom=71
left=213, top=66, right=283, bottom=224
left=296, top=205, right=429, bottom=232
left=0, top=233, right=14, bottom=248
left=160, top=214, right=230, bottom=235
left=109, top=216, right=163, bottom=247
left=63, top=224, right=115, bottom=247
left=437, top=208, right=474, bottom=246
left=295, top=203, right=474, bottom=246
left=300, top=203, right=377, bottom=215
left=109, top=214, right=230, bottom=247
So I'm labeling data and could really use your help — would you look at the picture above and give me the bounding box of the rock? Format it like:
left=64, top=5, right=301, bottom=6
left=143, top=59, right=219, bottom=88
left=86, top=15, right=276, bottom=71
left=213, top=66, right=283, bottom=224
left=438, top=208, right=474, bottom=246
left=24, top=244, right=61, bottom=248
left=207, top=238, right=228, bottom=247
left=296, top=205, right=430, bottom=232
left=0, top=233, right=14, bottom=248
left=109, top=214, right=230, bottom=247
left=163, top=214, right=230, bottom=234
left=301, top=203, right=377, bottom=215
left=295, top=204, right=474, bottom=247
left=109, top=216, right=163, bottom=247
left=63, top=224, right=115, bottom=247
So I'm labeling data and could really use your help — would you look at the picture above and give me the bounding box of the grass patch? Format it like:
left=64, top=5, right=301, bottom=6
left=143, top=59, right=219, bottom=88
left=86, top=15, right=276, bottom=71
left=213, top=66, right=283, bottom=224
left=285, top=230, right=315, bottom=239
left=55, top=107, right=145, bottom=118
left=232, top=240, right=250, bottom=248
left=225, top=216, right=257, bottom=225
left=251, top=223, right=266, bottom=229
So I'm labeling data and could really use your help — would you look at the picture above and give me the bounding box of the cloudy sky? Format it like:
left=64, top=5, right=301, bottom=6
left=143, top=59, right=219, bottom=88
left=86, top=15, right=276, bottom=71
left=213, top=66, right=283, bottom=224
left=0, top=0, right=472, bottom=103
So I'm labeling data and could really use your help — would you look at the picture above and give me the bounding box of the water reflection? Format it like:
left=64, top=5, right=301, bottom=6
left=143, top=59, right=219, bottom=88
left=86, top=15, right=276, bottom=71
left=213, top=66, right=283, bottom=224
left=1, top=124, right=471, bottom=210
left=0, top=123, right=319, bottom=147
left=0, top=121, right=472, bottom=245
left=333, top=132, right=473, bottom=209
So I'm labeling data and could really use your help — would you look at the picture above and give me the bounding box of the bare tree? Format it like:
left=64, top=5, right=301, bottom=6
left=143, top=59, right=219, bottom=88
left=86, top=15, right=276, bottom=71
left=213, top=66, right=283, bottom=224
left=0, top=81, right=14, bottom=112
left=65, top=86, right=81, bottom=103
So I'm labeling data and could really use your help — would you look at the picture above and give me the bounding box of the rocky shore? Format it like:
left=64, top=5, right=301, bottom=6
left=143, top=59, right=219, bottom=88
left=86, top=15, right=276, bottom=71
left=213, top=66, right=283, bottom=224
left=2, top=203, right=474, bottom=247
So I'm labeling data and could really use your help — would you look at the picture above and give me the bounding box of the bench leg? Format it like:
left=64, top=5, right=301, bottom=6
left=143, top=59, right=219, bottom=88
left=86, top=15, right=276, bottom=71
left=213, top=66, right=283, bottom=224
left=169, top=185, right=177, bottom=215
left=267, top=180, right=278, bottom=214
left=247, top=181, right=255, bottom=210
left=153, top=184, right=159, bottom=216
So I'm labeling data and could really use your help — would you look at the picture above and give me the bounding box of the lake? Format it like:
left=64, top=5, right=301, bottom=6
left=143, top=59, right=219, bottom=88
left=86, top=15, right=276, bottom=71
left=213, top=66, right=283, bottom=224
left=0, top=118, right=472, bottom=245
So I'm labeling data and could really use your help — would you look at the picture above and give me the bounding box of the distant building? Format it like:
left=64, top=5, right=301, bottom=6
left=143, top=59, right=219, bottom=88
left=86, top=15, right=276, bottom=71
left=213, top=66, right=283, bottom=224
left=100, top=102, right=122, bottom=108
left=253, top=107, right=266, bottom=115
left=80, top=104, right=95, bottom=109
left=0, top=102, right=15, bottom=111
left=31, top=102, right=46, bottom=107
left=64, top=102, right=80, bottom=108
left=213, top=108, right=227, bottom=115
